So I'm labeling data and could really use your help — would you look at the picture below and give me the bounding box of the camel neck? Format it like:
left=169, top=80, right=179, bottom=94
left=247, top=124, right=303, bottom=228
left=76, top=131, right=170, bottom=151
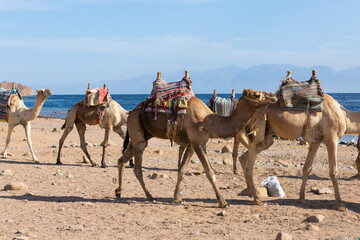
left=205, top=98, right=257, bottom=138
left=24, top=94, right=46, bottom=121
left=344, top=108, right=360, bottom=134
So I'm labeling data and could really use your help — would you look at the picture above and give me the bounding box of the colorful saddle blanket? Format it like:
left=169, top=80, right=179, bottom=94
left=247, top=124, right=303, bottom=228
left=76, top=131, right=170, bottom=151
left=208, top=95, right=238, bottom=117
left=144, top=77, right=195, bottom=117
left=0, top=88, right=19, bottom=120
left=277, top=77, right=324, bottom=112
left=85, top=87, right=110, bottom=107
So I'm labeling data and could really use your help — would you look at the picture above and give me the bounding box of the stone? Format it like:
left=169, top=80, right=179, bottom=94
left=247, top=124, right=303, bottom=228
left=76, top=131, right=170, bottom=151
left=52, top=128, right=60, bottom=132
left=310, top=187, right=332, bottom=195
left=4, top=182, right=28, bottom=191
left=305, top=223, right=319, bottom=231
left=69, top=225, right=83, bottom=232
left=190, top=230, right=200, bottom=236
left=221, top=145, right=232, bottom=153
left=66, top=174, right=74, bottom=179
left=331, top=235, right=349, bottom=240
left=298, top=138, right=307, bottom=145
left=0, top=169, right=13, bottom=176
left=22, top=152, right=30, bottom=157
left=149, top=173, right=169, bottom=179
left=222, top=157, right=232, bottom=165
left=190, top=158, right=199, bottom=164
left=275, top=232, right=293, bottom=240
left=238, top=187, right=268, bottom=198
left=154, top=149, right=163, bottom=155
left=217, top=210, right=226, bottom=216
left=306, top=214, right=325, bottom=223
left=13, top=235, right=29, bottom=240
left=55, top=170, right=63, bottom=176
left=50, top=145, right=58, bottom=149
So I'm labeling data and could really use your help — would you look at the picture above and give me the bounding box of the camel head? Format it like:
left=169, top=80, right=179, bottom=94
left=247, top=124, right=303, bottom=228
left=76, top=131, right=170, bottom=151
left=36, top=89, right=52, bottom=99
left=241, top=89, right=277, bottom=106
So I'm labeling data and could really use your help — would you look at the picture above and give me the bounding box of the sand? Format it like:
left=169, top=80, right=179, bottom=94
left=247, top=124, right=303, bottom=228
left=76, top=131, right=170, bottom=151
left=0, top=118, right=360, bottom=240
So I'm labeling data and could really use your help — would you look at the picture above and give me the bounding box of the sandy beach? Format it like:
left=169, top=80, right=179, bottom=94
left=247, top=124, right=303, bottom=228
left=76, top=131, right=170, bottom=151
left=1, top=117, right=360, bottom=240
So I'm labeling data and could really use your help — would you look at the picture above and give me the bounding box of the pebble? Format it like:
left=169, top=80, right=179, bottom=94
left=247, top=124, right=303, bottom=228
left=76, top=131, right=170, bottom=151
left=13, top=235, right=29, bottom=240
left=52, top=128, right=60, bottom=132
left=310, top=187, right=333, bottom=195
left=66, top=174, right=74, bottom=179
left=50, top=145, right=58, bottom=148
left=55, top=170, right=63, bottom=176
left=222, top=157, right=232, bottom=165
left=305, top=223, right=319, bottom=231
left=154, top=149, right=163, bottom=155
left=4, top=182, right=28, bottom=191
left=69, top=225, right=83, bottom=232
left=217, top=210, right=226, bottom=216
left=190, top=229, right=200, bottom=236
left=331, top=235, right=349, bottom=240
left=190, top=158, right=199, bottom=164
left=149, top=173, right=169, bottom=179
left=275, top=232, right=293, bottom=240
left=306, top=214, right=325, bottom=223
left=221, top=145, right=232, bottom=153
left=0, top=169, right=13, bottom=176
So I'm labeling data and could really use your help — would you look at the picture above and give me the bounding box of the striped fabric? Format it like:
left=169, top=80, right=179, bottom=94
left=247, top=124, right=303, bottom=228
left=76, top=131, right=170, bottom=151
left=147, top=77, right=195, bottom=117
left=208, top=96, right=238, bottom=117
left=0, top=88, right=12, bottom=120
left=277, top=77, right=324, bottom=112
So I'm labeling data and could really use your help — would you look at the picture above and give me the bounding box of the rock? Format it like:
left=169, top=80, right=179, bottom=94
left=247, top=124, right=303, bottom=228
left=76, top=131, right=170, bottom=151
left=69, top=225, right=83, bottom=231
left=239, top=187, right=268, bottom=198
left=310, top=187, right=333, bottom=195
left=13, top=235, right=29, bottom=240
left=252, top=214, right=260, bottom=218
left=306, top=214, right=325, bottom=223
left=50, top=145, right=58, bottom=148
left=190, top=158, right=199, bottom=164
left=52, top=128, right=60, bottom=132
left=66, top=174, right=74, bottom=179
left=190, top=229, right=200, bottom=236
left=305, top=223, right=319, bottom=231
left=217, top=210, right=226, bottom=216
left=149, top=173, right=169, bottom=179
left=4, top=182, right=28, bottom=191
left=331, top=235, right=349, bottom=240
left=275, top=232, right=293, bottom=240
left=15, top=230, right=25, bottom=234
left=221, top=145, right=232, bottom=153
left=5, top=219, right=14, bottom=223
left=22, top=152, right=30, bottom=157
left=55, top=170, right=63, bottom=176
left=154, top=149, right=163, bottom=155
left=0, top=169, right=13, bottom=176
left=298, top=138, right=307, bottom=145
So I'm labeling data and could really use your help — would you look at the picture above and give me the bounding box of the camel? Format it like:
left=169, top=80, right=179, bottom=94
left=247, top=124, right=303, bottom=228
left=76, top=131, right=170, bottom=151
left=115, top=71, right=278, bottom=208
left=236, top=70, right=360, bottom=211
left=56, top=84, right=128, bottom=168
left=1, top=88, right=52, bottom=162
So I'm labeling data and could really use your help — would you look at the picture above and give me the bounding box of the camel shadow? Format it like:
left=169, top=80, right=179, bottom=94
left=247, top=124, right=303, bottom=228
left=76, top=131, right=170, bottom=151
left=278, top=174, right=358, bottom=181
left=0, top=159, right=95, bottom=168
left=0, top=194, right=114, bottom=203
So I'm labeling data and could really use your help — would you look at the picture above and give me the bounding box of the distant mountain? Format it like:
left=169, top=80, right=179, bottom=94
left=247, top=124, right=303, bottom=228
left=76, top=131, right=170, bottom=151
left=0, top=81, right=34, bottom=96
left=104, top=64, right=360, bottom=94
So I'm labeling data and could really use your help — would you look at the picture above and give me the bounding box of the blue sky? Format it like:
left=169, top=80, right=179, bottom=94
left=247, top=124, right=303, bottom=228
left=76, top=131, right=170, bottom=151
left=0, top=0, right=359, bottom=92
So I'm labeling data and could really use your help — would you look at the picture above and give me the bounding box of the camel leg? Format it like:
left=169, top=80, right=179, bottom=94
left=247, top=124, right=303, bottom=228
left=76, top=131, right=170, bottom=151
left=193, top=143, right=229, bottom=208
left=132, top=142, right=155, bottom=201
left=114, top=126, right=134, bottom=167
left=100, top=127, right=111, bottom=168
left=326, top=140, right=346, bottom=211
left=2, top=124, right=14, bottom=158
left=178, top=145, right=186, bottom=168
left=299, top=142, right=320, bottom=203
left=115, top=143, right=135, bottom=198
left=174, top=145, right=194, bottom=204
left=355, top=151, right=360, bottom=178
left=23, top=122, right=39, bottom=162
left=232, top=140, right=240, bottom=174
left=75, top=122, right=97, bottom=167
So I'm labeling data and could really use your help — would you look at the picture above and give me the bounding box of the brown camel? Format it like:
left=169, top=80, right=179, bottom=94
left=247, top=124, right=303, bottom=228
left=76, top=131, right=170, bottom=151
left=115, top=71, right=278, bottom=208
left=1, top=88, right=52, bottom=162
left=56, top=84, right=128, bottom=168
left=237, top=70, right=360, bottom=211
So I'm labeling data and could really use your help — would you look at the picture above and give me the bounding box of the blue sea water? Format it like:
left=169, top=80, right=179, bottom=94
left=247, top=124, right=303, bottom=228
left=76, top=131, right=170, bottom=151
left=23, top=92, right=360, bottom=143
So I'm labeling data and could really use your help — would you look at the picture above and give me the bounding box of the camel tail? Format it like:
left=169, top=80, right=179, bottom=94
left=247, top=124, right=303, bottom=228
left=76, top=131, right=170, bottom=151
left=122, top=130, right=130, bottom=154
left=61, top=119, right=67, bottom=130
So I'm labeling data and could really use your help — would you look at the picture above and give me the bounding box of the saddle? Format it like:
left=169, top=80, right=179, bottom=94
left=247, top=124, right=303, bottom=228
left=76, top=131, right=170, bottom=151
left=0, top=87, right=21, bottom=121
left=208, top=90, right=238, bottom=116
left=277, top=72, right=324, bottom=112
left=84, top=84, right=111, bottom=123
left=144, top=72, right=195, bottom=120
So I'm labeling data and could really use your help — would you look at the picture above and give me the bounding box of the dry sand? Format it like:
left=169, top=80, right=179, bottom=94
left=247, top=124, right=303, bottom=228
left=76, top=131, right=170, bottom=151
left=0, top=118, right=360, bottom=240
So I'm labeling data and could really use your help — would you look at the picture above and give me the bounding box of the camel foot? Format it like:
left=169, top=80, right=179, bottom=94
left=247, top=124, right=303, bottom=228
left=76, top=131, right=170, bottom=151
left=115, top=188, right=122, bottom=198
left=148, top=197, right=157, bottom=203
left=255, top=199, right=264, bottom=206
left=34, top=160, right=40, bottom=164
left=91, top=164, right=99, bottom=167
left=336, top=205, right=347, bottom=212
left=56, top=161, right=63, bottom=165
left=174, top=198, right=184, bottom=205
left=298, top=198, right=307, bottom=204
left=219, top=201, right=230, bottom=208
left=129, top=159, right=134, bottom=168
left=101, top=164, right=108, bottom=168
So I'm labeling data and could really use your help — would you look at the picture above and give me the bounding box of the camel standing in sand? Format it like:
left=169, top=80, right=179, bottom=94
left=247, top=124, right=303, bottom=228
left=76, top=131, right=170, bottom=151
left=115, top=71, right=277, bottom=208
left=1, top=88, right=52, bottom=162
left=237, top=70, right=360, bottom=211
left=56, top=86, right=128, bottom=168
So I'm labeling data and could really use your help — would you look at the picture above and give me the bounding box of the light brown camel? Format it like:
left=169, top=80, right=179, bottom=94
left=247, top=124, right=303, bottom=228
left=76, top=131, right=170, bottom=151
left=1, top=88, right=52, bottom=162
left=56, top=84, right=128, bottom=168
left=115, top=71, right=278, bottom=208
left=236, top=70, right=360, bottom=211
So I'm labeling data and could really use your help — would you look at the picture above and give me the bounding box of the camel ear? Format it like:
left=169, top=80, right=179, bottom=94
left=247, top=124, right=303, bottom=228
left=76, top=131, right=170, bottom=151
left=242, top=89, right=249, bottom=96
left=36, top=90, right=39, bottom=94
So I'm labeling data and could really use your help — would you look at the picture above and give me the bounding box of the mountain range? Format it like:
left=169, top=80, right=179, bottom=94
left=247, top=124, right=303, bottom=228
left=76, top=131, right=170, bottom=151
left=39, top=64, right=360, bottom=94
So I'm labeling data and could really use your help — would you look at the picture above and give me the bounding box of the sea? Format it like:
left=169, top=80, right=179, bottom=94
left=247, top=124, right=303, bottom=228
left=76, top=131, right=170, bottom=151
left=22, top=93, right=360, bottom=143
